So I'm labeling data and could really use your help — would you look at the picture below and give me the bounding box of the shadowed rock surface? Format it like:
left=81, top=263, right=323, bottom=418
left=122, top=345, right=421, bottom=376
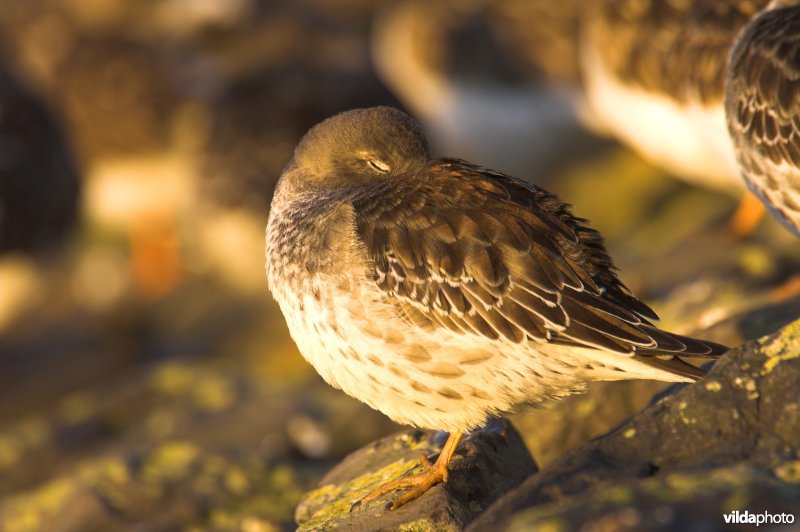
left=296, top=418, right=536, bottom=531
left=500, top=464, right=800, bottom=532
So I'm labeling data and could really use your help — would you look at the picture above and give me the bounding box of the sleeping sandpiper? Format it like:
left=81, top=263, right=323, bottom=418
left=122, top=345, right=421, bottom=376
left=266, top=106, right=727, bottom=510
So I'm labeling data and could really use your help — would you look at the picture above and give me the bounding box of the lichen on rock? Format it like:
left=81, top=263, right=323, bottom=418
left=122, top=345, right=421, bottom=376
left=295, top=418, right=537, bottom=531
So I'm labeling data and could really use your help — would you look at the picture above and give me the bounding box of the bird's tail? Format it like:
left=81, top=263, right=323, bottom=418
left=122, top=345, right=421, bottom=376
left=635, top=326, right=729, bottom=381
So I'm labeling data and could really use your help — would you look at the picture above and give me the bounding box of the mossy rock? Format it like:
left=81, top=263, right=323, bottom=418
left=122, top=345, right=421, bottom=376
left=295, top=418, right=537, bottom=531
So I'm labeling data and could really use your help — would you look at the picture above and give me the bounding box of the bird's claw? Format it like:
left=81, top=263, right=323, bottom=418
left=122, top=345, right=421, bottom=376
left=350, top=453, right=445, bottom=511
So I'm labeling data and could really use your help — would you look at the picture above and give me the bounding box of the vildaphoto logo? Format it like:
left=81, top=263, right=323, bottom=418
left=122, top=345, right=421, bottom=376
left=723, top=510, right=795, bottom=526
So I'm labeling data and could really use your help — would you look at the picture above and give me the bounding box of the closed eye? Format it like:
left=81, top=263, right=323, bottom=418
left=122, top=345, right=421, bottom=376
left=367, top=159, right=391, bottom=173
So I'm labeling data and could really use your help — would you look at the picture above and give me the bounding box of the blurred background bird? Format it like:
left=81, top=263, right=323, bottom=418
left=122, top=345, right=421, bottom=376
left=371, top=0, right=595, bottom=178
left=580, top=0, right=771, bottom=235
left=0, top=52, right=80, bottom=331
left=0, top=57, right=79, bottom=257
left=725, top=0, right=800, bottom=239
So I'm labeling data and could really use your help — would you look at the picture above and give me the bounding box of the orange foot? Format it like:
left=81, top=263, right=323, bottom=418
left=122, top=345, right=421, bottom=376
left=352, top=431, right=462, bottom=511
left=730, top=191, right=766, bottom=238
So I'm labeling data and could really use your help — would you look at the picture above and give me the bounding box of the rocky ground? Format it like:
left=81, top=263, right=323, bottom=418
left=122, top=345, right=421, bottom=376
left=296, top=418, right=537, bottom=531
left=298, top=320, right=800, bottom=531
left=0, top=1, right=799, bottom=531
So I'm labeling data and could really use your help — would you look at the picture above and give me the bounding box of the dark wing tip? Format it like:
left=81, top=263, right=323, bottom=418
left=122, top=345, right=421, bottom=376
left=671, top=334, right=729, bottom=358
left=699, top=338, right=730, bottom=357
left=640, top=324, right=730, bottom=358
left=634, top=355, right=709, bottom=381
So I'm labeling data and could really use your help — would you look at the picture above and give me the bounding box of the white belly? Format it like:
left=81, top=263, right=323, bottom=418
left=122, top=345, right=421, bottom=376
left=582, top=41, right=743, bottom=193
left=271, top=271, right=689, bottom=432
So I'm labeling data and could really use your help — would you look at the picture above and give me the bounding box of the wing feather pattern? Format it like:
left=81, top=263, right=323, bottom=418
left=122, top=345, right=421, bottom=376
left=727, top=8, right=800, bottom=168
left=725, top=5, right=800, bottom=235
left=352, top=160, right=727, bottom=378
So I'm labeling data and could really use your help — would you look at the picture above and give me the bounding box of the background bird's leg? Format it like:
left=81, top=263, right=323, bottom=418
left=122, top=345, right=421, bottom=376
left=730, top=191, right=766, bottom=238
left=353, top=431, right=463, bottom=511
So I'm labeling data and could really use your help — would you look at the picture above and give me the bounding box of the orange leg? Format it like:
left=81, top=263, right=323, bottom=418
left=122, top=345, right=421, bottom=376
left=730, top=191, right=766, bottom=238
left=130, top=213, right=181, bottom=300
left=770, top=274, right=800, bottom=301
left=352, top=431, right=463, bottom=511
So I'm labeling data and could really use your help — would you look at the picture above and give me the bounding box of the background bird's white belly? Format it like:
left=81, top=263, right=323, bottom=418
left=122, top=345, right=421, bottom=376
left=582, top=43, right=742, bottom=192
left=273, top=273, right=689, bottom=432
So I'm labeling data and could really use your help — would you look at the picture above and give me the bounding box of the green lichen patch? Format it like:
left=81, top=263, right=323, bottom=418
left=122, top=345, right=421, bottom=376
left=504, top=498, right=575, bottom=532
left=599, top=485, right=634, bottom=505
left=1, top=478, right=77, bottom=532
left=140, top=440, right=201, bottom=483
left=191, top=372, right=236, bottom=412
left=57, top=392, right=96, bottom=425
left=761, top=320, right=800, bottom=375
left=151, top=362, right=197, bottom=395
left=298, top=457, right=420, bottom=527
left=774, top=460, right=800, bottom=483
left=0, top=416, right=52, bottom=471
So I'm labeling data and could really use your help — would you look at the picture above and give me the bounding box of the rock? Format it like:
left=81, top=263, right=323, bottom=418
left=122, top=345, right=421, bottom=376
left=499, top=464, right=800, bottom=531
left=511, top=379, right=674, bottom=467
left=469, top=318, right=800, bottom=530
left=295, top=418, right=537, bottom=531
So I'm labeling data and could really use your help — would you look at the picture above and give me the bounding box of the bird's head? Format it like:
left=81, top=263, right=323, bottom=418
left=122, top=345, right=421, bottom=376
left=287, top=106, right=431, bottom=190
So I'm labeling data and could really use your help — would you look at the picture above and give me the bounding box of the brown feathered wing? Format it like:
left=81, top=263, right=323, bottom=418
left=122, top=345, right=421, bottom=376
left=352, top=160, right=727, bottom=380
